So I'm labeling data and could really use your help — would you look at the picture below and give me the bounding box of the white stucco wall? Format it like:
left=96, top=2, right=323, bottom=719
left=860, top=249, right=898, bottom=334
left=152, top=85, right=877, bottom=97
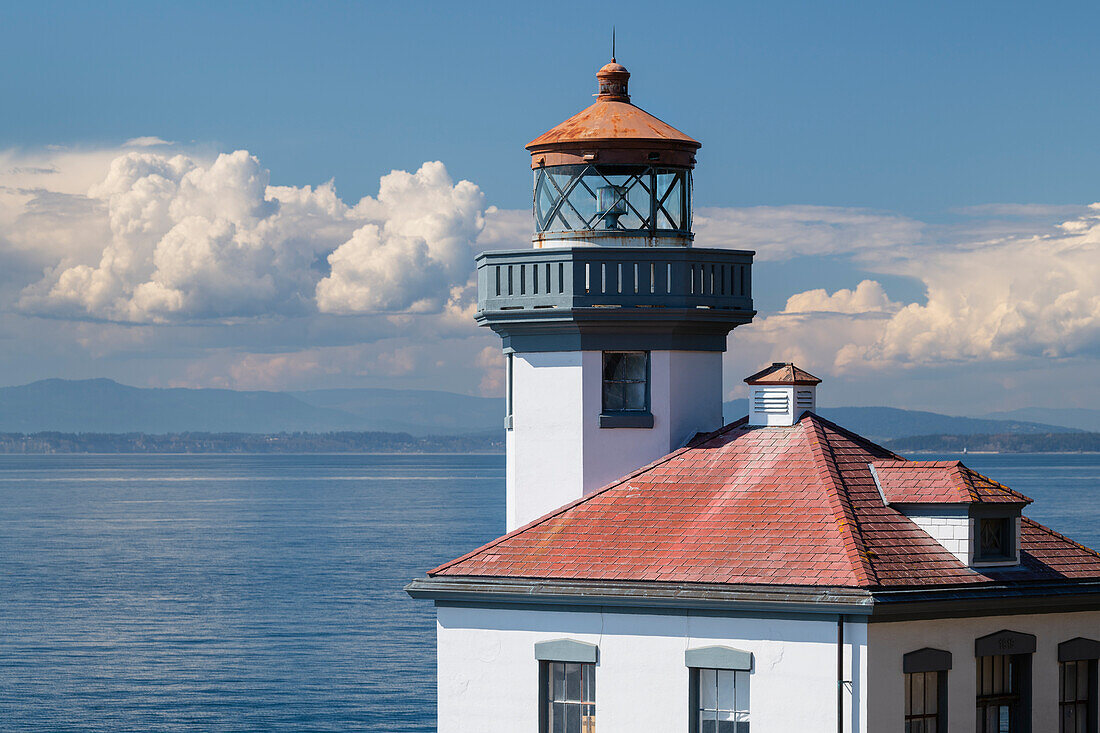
left=507, top=349, right=724, bottom=531
left=437, top=605, right=867, bottom=733
left=508, top=351, right=585, bottom=531
left=867, top=610, right=1100, bottom=732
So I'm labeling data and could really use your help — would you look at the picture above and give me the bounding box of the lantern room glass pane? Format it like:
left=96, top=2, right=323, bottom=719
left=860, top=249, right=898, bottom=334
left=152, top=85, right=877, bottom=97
left=533, top=165, right=691, bottom=236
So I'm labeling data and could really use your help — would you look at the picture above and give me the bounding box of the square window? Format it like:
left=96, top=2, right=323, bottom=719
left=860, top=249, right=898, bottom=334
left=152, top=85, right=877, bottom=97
left=602, top=352, right=648, bottom=413
left=975, top=516, right=1015, bottom=563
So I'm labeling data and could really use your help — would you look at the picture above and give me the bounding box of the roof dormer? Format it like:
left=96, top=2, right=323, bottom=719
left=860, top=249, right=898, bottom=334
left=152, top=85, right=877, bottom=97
left=744, top=363, right=821, bottom=427
left=869, top=460, right=1032, bottom=568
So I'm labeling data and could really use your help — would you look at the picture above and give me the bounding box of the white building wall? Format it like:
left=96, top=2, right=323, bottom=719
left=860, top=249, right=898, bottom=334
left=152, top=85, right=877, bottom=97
left=508, top=351, right=585, bottom=532
left=507, top=349, right=724, bottom=532
left=867, top=610, right=1100, bottom=732
left=903, top=508, right=971, bottom=564
left=437, top=605, right=867, bottom=733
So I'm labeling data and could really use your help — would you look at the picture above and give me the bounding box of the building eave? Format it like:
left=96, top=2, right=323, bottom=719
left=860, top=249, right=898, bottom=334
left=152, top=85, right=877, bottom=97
left=405, top=576, right=875, bottom=617
left=869, top=579, right=1100, bottom=622
left=407, top=575, right=1100, bottom=623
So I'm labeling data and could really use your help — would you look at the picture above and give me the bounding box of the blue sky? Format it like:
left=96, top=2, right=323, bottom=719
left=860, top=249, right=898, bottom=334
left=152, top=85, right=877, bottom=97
left=1, top=1, right=1098, bottom=413
left=6, top=1, right=1099, bottom=213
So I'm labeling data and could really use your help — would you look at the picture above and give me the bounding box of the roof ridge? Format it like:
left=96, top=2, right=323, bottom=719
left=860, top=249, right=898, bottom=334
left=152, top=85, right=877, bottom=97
left=427, top=424, right=739, bottom=576
left=807, top=412, right=905, bottom=460
left=959, top=463, right=1032, bottom=503
left=953, top=462, right=981, bottom=502
left=803, top=416, right=877, bottom=587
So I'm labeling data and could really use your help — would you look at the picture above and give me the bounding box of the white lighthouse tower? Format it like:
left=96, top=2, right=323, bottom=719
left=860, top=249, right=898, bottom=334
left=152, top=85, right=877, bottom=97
left=477, top=59, right=756, bottom=531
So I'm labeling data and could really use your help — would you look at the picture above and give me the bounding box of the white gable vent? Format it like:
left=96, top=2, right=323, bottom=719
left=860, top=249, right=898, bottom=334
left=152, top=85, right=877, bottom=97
left=744, top=363, right=821, bottom=427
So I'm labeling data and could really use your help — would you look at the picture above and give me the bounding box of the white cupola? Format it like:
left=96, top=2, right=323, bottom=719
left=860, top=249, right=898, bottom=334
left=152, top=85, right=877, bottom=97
left=745, top=363, right=821, bottom=427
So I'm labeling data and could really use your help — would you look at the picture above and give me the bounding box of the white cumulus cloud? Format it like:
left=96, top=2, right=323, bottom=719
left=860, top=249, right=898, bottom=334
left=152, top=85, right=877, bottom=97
left=315, top=162, right=485, bottom=314
left=743, top=206, right=1100, bottom=373
left=12, top=149, right=484, bottom=323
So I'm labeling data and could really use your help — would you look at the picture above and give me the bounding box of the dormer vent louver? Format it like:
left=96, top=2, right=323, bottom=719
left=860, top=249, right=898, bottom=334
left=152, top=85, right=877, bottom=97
left=754, top=390, right=789, bottom=414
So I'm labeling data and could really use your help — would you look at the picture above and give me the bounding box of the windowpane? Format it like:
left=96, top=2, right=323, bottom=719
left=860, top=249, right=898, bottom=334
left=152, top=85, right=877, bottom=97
left=912, top=672, right=924, bottom=715
left=924, top=672, right=937, bottom=714
left=552, top=702, right=566, bottom=733
left=1066, top=661, right=1077, bottom=700
left=700, top=669, right=718, bottom=709
left=1075, top=660, right=1088, bottom=699
left=624, top=353, right=646, bottom=380
left=602, top=382, right=625, bottom=411
left=717, top=670, right=735, bottom=711
left=553, top=663, right=566, bottom=700
left=565, top=663, right=581, bottom=702
left=603, top=354, right=618, bottom=382
left=566, top=703, right=580, bottom=732
left=734, top=671, right=750, bottom=712
left=625, top=382, right=646, bottom=410
left=905, top=673, right=912, bottom=713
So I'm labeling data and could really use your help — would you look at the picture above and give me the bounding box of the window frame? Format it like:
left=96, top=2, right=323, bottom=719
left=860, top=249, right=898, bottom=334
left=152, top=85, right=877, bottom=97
left=1059, top=637, right=1100, bottom=733
left=903, top=648, right=951, bottom=733
left=974, top=631, right=1035, bottom=733
left=539, top=660, right=595, bottom=733
left=687, top=667, right=750, bottom=733
left=599, top=350, right=653, bottom=429
left=970, top=508, right=1022, bottom=567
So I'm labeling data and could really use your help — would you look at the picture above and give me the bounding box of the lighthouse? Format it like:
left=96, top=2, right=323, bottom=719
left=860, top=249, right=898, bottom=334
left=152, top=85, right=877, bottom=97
left=476, top=59, right=756, bottom=531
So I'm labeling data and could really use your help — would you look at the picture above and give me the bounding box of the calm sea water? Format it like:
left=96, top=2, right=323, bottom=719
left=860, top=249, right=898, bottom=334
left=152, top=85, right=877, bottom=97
left=0, top=452, right=1097, bottom=731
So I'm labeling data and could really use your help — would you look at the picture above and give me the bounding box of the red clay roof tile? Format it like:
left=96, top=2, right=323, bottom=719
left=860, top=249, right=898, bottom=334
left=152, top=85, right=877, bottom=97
left=430, top=413, right=1100, bottom=590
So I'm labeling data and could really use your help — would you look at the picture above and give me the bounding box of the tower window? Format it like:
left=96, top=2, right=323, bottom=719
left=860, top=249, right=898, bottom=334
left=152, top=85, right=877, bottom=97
left=602, top=352, right=648, bottom=412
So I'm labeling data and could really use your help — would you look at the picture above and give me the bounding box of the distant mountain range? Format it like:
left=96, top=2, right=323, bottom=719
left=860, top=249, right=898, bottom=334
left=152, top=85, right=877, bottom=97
left=979, top=407, right=1100, bottom=433
left=722, top=400, right=1084, bottom=442
left=0, top=378, right=1088, bottom=440
left=0, top=379, right=502, bottom=435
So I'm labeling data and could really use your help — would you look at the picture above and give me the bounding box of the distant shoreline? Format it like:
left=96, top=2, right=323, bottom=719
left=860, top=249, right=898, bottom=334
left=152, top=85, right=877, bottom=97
left=881, top=431, right=1100, bottom=454
left=2, top=429, right=1097, bottom=455
left=0, top=431, right=505, bottom=455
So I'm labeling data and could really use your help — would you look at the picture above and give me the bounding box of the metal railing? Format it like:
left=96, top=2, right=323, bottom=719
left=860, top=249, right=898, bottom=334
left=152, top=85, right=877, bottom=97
left=476, top=247, right=753, bottom=315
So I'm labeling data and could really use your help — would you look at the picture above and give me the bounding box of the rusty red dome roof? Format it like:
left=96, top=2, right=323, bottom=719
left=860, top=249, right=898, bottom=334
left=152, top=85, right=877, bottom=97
left=526, top=60, right=699, bottom=169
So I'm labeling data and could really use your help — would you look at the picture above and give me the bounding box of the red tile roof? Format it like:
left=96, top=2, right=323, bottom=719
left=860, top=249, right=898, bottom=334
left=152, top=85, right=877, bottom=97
left=871, top=460, right=1032, bottom=505
left=430, top=414, right=1100, bottom=590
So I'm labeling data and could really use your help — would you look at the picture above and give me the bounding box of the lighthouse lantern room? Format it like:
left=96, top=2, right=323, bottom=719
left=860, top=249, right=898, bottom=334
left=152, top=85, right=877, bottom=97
left=477, top=58, right=757, bottom=531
